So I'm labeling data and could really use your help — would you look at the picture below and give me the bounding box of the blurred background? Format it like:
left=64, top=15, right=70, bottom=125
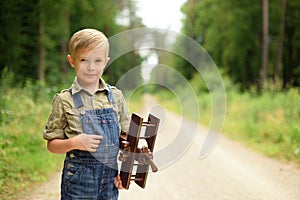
left=0, top=0, right=299, bottom=199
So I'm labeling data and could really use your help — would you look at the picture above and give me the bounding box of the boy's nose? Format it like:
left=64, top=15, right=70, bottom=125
left=87, top=63, right=96, bottom=71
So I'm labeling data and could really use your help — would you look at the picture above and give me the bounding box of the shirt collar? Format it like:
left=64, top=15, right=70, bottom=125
left=70, top=77, right=109, bottom=95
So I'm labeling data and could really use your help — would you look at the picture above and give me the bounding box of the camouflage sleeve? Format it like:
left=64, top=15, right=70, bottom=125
left=43, top=94, right=67, bottom=140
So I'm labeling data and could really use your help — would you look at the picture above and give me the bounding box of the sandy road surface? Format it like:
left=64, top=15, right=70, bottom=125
left=27, top=96, right=300, bottom=200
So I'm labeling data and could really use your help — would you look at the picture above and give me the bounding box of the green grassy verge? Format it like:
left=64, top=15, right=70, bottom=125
left=224, top=89, right=300, bottom=163
left=125, top=87, right=145, bottom=113
left=155, top=88, right=300, bottom=165
left=0, top=85, right=64, bottom=200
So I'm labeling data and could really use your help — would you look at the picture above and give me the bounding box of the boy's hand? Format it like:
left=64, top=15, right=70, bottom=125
left=73, top=133, right=103, bottom=152
left=114, top=175, right=124, bottom=189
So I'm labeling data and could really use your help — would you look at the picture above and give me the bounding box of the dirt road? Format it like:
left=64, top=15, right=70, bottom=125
left=27, top=96, right=300, bottom=200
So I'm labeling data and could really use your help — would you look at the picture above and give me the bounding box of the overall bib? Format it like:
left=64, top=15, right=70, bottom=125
left=61, top=85, right=120, bottom=200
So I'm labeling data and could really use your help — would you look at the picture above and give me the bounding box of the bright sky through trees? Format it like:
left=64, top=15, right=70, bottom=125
left=135, top=0, right=186, bottom=82
left=135, top=0, right=186, bottom=32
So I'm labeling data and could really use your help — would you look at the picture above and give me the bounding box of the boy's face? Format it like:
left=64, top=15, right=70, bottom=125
left=67, top=47, right=109, bottom=88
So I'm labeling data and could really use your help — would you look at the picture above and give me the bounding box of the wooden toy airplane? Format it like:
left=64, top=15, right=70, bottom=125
left=119, top=112, right=160, bottom=189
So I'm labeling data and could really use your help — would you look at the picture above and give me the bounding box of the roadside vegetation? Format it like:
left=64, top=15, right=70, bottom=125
left=0, top=76, right=63, bottom=199
left=154, top=75, right=300, bottom=165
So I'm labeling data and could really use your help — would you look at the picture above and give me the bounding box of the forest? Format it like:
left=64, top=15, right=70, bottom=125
left=0, top=0, right=299, bottom=199
left=0, top=0, right=299, bottom=90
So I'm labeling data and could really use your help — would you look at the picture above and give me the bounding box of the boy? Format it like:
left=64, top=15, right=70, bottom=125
left=43, top=28, right=130, bottom=200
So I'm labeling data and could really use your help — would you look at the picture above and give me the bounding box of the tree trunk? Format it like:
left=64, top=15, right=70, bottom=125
left=60, top=4, right=70, bottom=75
left=261, top=0, right=269, bottom=85
left=188, top=0, right=196, bottom=80
left=274, top=0, right=286, bottom=85
left=38, top=0, right=46, bottom=82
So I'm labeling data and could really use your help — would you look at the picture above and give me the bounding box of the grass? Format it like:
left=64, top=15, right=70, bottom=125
left=0, top=84, right=64, bottom=199
left=224, top=89, right=300, bottom=163
left=154, top=87, right=300, bottom=165
left=125, top=87, right=145, bottom=113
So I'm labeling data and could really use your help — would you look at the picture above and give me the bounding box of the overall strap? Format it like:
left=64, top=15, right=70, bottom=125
left=69, top=85, right=115, bottom=108
left=69, top=88, right=84, bottom=108
left=106, top=84, right=115, bottom=104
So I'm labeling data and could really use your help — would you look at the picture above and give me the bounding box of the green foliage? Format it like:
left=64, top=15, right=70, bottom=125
left=224, top=88, right=300, bottom=162
left=0, top=77, right=63, bottom=199
left=156, top=73, right=300, bottom=164
left=0, top=0, right=40, bottom=82
left=125, top=86, right=148, bottom=113
left=0, top=0, right=143, bottom=87
left=106, top=51, right=144, bottom=87
left=181, top=0, right=262, bottom=89
left=200, top=69, right=300, bottom=163
left=180, top=0, right=300, bottom=90
left=152, top=89, right=182, bottom=116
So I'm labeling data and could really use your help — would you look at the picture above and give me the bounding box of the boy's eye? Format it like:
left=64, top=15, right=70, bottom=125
left=80, top=59, right=87, bottom=62
left=96, top=59, right=102, bottom=63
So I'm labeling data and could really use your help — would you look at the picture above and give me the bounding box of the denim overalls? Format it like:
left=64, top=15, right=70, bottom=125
left=61, top=85, right=120, bottom=200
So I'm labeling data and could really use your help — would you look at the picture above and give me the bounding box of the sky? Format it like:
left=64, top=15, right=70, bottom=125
left=134, top=0, right=187, bottom=82
left=135, top=0, right=186, bottom=33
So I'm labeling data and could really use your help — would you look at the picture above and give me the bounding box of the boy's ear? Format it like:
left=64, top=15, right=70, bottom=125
left=106, top=57, right=110, bottom=65
left=67, top=55, right=75, bottom=68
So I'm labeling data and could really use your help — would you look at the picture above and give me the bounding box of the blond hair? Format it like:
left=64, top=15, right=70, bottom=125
left=68, top=28, right=109, bottom=58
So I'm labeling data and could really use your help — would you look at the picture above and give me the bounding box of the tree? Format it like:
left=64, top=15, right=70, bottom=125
left=0, top=0, right=145, bottom=87
left=180, top=0, right=263, bottom=90
left=261, top=0, right=269, bottom=85
left=38, top=0, right=46, bottom=81
left=178, top=0, right=300, bottom=90
left=282, top=0, right=300, bottom=88
left=273, top=0, right=286, bottom=84
left=0, top=0, right=40, bottom=83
